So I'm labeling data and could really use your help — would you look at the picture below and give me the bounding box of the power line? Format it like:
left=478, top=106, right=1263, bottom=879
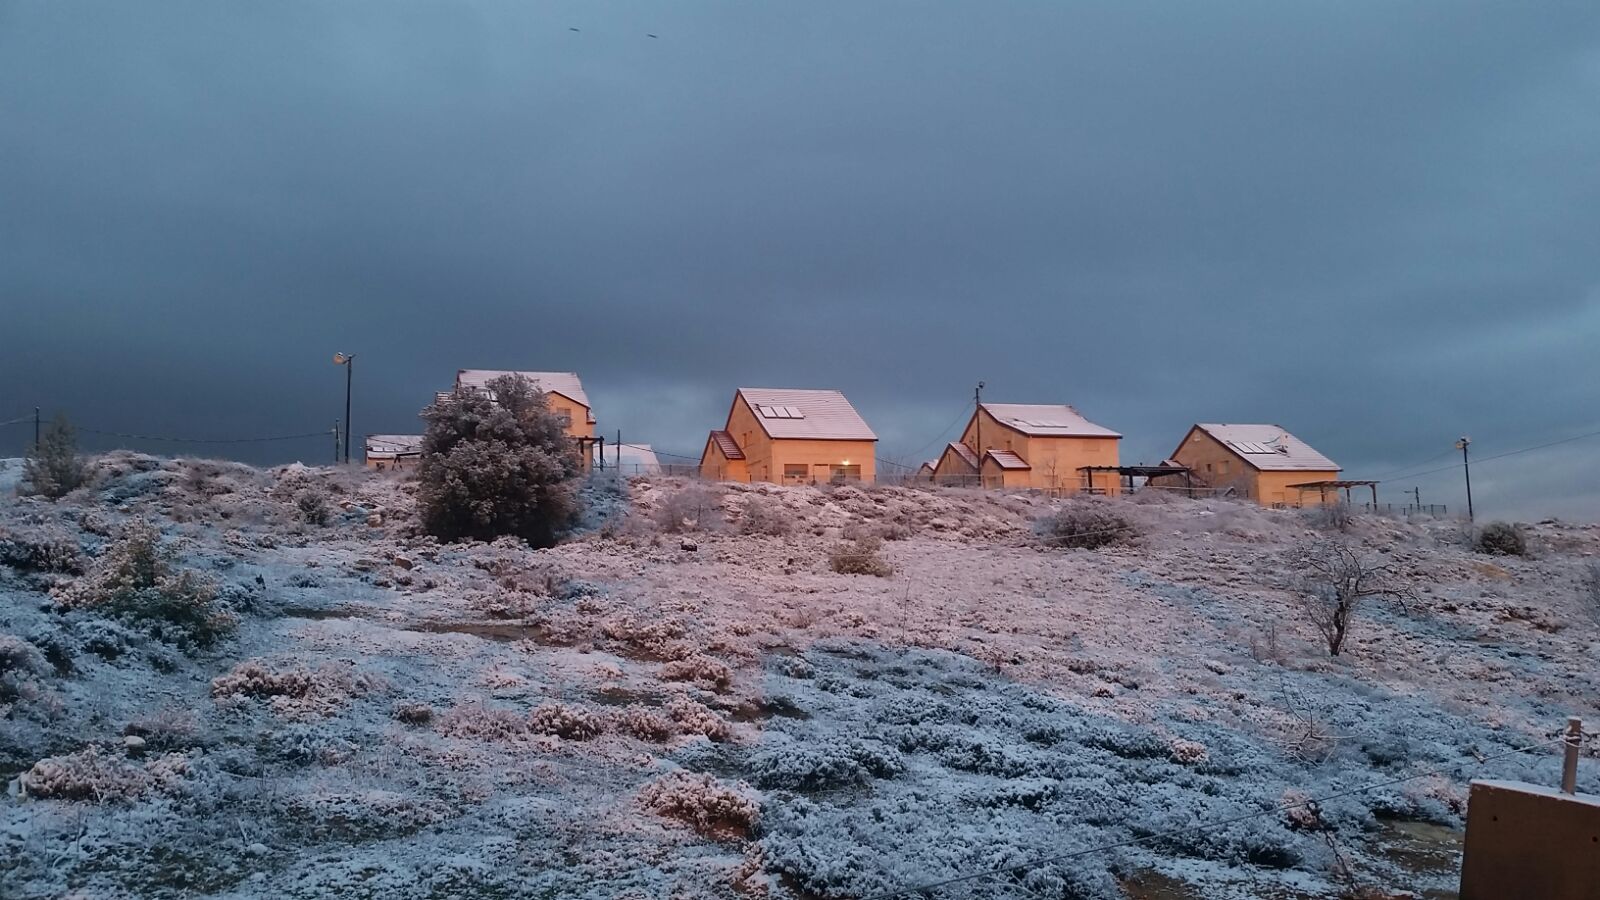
left=1372, top=447, right=1458, bottom=481
left=77, top=427, right=331, bottom=445
left=861, top=734, right=1571, bottom=899
left=1380, top=427, right=1600, bottom=484
left=0, top=414, right=34, bottom=427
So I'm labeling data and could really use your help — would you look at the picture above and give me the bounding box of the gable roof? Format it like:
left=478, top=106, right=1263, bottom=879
left=736, top=388, right=877, bottom=441
left=1190, top=423, right=1341, bottom=472
left=984, top=449, right=1031, bottom=470
left=982, top=403, right=1121, bottom=438
left=707, top=430, right=745, bottom=460
left=615, top=443, right=661, bottom=473
left=456, top=370, right=591, bottom=410
left=941, top=441, right=979, bottom=470
left=918, top=459, right=938, bottom=474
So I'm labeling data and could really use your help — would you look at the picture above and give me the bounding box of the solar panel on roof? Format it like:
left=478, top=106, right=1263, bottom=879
left=785, top=406, right=805, bottom=419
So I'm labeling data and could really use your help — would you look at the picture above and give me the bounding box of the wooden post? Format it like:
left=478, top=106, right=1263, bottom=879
left=1563, top=717, right=1582, bottom=795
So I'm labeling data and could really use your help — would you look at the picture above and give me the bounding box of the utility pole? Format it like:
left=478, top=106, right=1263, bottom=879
left=1455, top=436, right=1473, bottom=522
left=334, top=353, right=355, bottom=464
left=33, top=407, right=40, bottom=449
left=1408, top=486, right=1421, bottom=510
left=973, top=381, right=985, bottom=489
left=332, top=425, right=341, bottom=465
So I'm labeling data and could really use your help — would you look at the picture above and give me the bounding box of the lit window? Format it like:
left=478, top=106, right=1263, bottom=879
left=783, top=464, right=808, bottom=483
left=830, top=464, right=862, bottom=483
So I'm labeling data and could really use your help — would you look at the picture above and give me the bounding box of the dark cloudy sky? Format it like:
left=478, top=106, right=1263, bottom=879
left=3, top=1, right=1597, bottom=519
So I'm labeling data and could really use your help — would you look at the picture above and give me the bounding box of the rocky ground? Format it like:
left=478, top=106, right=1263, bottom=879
left=1, top=453, right=1597, bottom=899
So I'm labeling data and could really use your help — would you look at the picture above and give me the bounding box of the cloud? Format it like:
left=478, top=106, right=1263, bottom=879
left=2, top=0, right=1597, bottom=520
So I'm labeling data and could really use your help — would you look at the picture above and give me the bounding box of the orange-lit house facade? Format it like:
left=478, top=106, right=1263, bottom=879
left=1166, top=423, right=1341, bottom=507
left=931, top=403, right=1122, bottom=494
left=364, top=434, right=423, bottom=471
left=699, top=388, right=877, bottom=484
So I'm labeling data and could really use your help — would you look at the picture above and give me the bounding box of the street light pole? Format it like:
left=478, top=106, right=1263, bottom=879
left=1455, top=436, right=1473, bottom=522
left=334, top=353, right=355, bottom=464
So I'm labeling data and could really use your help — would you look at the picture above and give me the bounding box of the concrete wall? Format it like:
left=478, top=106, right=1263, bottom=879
left=545, top=393, right=594, bottom=439
left=1460, top=780, right=1600, bottom=900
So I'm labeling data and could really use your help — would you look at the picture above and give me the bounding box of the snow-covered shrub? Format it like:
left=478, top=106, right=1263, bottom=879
left=829, top=534, right=892, bottom=577
left=638, top=771, right=759, bottom=840
left=0, top=522, right=84, bottom=573
left=295, top=489, right=331, bottom=526
left=738, top=496, right=793, bottom=536
left=210, top=659, right=315, bottom=699
left=392, top=700, right=435, bottom=725
left=20, top=415, right=89, bottom=500
left=0, top=633, right=47, bottom=702
left=1303, top=502, right=1353, bottom=533
left=437, top=701, right=530, bottom=740
left=416, top=373, right=582, bottom=548
left=284, top=789, right=449, bottom=840
left=1036, top=501, right=1138, bottom=550
left=55, top=520, right=235, bottom=648
left=21, top=746, right=189, bottom=802
left=527, top=701, right=605, bottom=740
left=264, top=722, right=357, bottom=765
left=612, top=705, right=677, bottom=742
left=1475, top=521, right=1527, bottom=556
left=746, top=738, right=905, bottom=790
left=661, top=654, right=733, bottom=691
left=653, top=485, right=725, bottom=533
left=666, top=695, right=734, bottom=742
left=123, top=708, right=204, bottom=752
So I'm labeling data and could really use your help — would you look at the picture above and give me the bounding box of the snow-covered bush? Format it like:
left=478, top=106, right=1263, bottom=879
left=0, top=522, right=84, bottom=573
left=21, top=746, right=189, bottom=802
left=1036, top=501, right=1138, bottom=550
left=392, top=700, right=435, bottom=725
left=295, top=489, right=331, bottom=526
left=1303, top=502, right=1353, bottom=533
left=611, top=705, right=677, bottom=742
left=1584, top=562, right=1600, bottom=623
left=54, top=520, right=235, bottom=648
left=829, top=534, right=892, bottom=577
left=665, top=694, right=734, bottom=742
left=661, top=654, right=733, bottom=691
left=416, top=373, right=582, bottom=548
left=527, top=701, right=605, bottom=740
left=738, top=496, right=794, bottom=536
left=20, top=415, right=89, bottom=500
left=437, top=701, right=530, bottom=741
left=637, top=770, right=759, bottom=840
left=1475, top=521, right=1527, bottom=556
left=210, top=659, right=316, bottom=699
left=0, top=633, right=47, bottom=702
left=653, top=485, right=725, bottom=534
left=746, top=738, right=905, bottom=790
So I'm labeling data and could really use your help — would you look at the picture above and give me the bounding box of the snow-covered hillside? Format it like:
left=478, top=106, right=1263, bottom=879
left=2, top=454, right=1597, bottom=899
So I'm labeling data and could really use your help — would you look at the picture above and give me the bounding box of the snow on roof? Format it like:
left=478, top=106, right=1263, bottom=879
left=456, top=370, right=590, bottom=409
left=365, top=434, right=423, bottom=458
left=985, top=449, right=1031, bottom=470
left=918, top=459, right=938, bottom=473
left=737, top=388, right=877, bottom=441
left=707, top=430, right=745, bottom=460
left=1194, top=423, right=1341, bottom=472
left=614, top=443, right=661, bottom=474
left=982, top=404, right=1121, bottom=438
left=943, top=441, right=979, bottom=469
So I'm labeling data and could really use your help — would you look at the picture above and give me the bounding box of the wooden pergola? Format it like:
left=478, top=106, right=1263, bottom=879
left=1079, top=464, right=1193, bottom=496
left=1287, top=479, right=1379, bottom=507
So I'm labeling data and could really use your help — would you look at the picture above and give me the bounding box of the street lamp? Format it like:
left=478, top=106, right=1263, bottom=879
left=334, top=352, right=355, bottom=464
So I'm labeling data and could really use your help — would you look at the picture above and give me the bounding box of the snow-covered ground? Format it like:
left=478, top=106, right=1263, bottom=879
left=2, top=454, right=1597, bottom=899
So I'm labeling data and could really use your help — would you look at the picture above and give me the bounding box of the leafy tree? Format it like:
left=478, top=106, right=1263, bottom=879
left=416, top=374, right=582, bottom=546
left=22, top=415, right=88, bottom=499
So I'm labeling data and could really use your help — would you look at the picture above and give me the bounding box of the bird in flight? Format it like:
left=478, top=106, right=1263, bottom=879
left=568, top=27, right=580, bottom=32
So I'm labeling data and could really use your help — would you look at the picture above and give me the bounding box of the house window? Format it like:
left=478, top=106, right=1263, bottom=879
left=1218, top=459, right=1229, bottom=475
left=829, top=464, right=862, bottom=483
left=783, top=464, right=808, bottom=483
left=555, top=411, right=572, bottom=428
left=1205, top=463, right=1213, bottom=473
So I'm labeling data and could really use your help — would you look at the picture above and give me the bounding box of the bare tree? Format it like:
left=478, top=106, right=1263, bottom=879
left=1288, top=539, right=1412, bottom=656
